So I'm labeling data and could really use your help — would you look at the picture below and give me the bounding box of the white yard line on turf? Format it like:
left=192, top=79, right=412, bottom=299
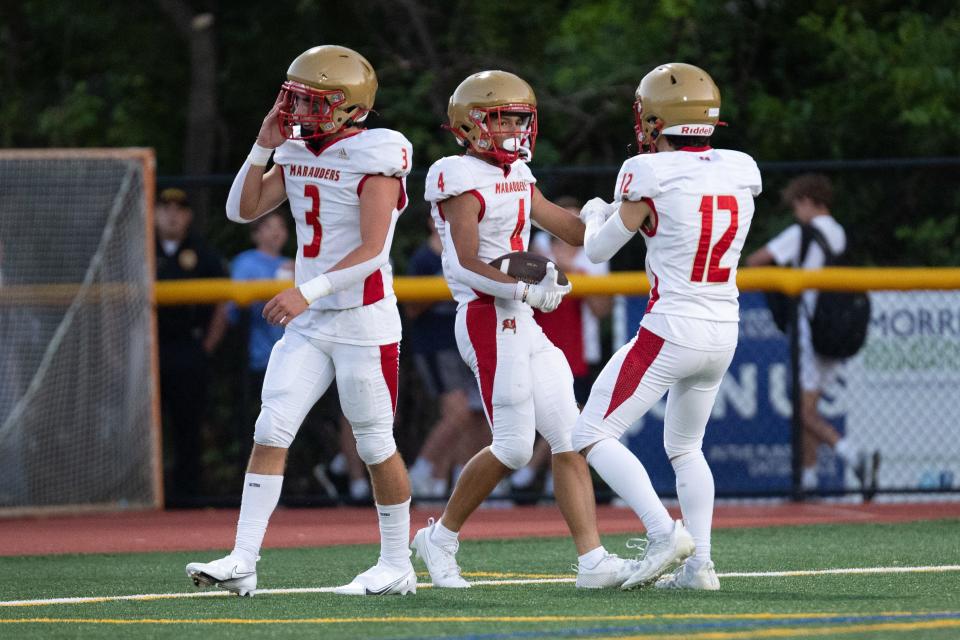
left=1, top=565, right=959, bottom=608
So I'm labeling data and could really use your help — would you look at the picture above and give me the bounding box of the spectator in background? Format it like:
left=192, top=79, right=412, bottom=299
left=745, top=173, right=878, bottom=493
left=155, top=187, right=229, bottom=506
left=229, top=210, right=294, bottom=457
left=511, top=197, right=613, bottom=498
left=404, top=217, right=489, bottom=499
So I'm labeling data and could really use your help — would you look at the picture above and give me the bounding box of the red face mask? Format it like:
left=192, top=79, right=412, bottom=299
left=276, top=81, right=360, bottom=141
left=452, top=104, right=538, bottom=165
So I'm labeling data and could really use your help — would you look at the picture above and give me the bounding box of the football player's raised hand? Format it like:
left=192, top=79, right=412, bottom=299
left=256, top=93, right=291, bottom=149
left=263, top=287, right=309, bottom=327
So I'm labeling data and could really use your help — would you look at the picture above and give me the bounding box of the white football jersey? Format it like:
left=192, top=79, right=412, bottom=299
left=273, top=128, right=412, bottom=344
left=424, top=154, right=536, bottom=307
left=615, top=147, right=762, bottom=323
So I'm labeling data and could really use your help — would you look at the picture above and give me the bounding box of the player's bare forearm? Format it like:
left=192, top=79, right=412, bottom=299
left=460, top=254, right=517, bottom=284
left=531, top=187, right=585, bottom=246
left=745, top=247, right=775, bottom=267
left=444, top=195, right=516, bottom=285
left=239, top=166, right=286, bottom=221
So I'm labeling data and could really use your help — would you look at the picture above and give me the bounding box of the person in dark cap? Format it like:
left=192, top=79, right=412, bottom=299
left=155, top=187, right=229, bottom=506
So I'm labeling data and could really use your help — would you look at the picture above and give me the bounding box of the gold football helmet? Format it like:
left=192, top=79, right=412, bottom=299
left=277, top=45, right=377, bottom=140
left=446, top=70, right=537, bottom=165
left=633, top=63, right=721, bottom=153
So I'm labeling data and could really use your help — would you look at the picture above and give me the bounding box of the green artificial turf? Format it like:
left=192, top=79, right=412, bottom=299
left=1, top=519, right=958, bottom=639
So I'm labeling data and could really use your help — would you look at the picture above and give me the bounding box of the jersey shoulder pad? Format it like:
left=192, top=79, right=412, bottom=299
left=615, top=155, right=660, bottom=203
left=424, top=155, right=476, bottom=202
left=347, top=129, right=413, bottom=178
left=716, top=149, right=762, bottom=197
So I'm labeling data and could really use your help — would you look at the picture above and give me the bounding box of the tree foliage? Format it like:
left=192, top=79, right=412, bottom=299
left=1, top=0, right=958, bottom=264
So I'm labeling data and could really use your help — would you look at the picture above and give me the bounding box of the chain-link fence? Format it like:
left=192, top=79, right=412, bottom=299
left=154, top=158, right=960, bottom=505
left=615, top=289, right=960, bottom=500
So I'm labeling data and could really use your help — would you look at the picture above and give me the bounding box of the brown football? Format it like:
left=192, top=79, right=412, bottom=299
left=488, top=251, right=569, bottom=285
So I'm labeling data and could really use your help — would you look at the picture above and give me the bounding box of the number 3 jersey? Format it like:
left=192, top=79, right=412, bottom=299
left=615, top=147, right=761, bottom=332
left=424, top=154, right=536, bottom=308
left=273, top=128, right=412, bottom=345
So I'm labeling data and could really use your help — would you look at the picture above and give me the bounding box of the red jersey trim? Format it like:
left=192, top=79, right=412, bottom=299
left=357, top=175, right=407, bottom=211
left=645, top=271, right=660, bottom=313
left=303, top=129, right=364, bottom=157
left=467, top=189, right=486, bottom=222
left=640, top=197, right=659, bottom=238
left=362, top=270, right=385, bottom=306
left=679, top=145, right=713, bottom=152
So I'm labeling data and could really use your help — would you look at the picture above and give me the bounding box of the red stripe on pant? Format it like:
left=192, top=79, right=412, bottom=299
left=604, top=328, right=665, bottom=419
left=379, top=342, right=399, bottom=414
left=466, top=299, right=498, bottom=423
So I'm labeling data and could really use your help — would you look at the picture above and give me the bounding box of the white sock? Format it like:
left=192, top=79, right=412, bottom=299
left=834, top=437, right=856, bottom=465
left=409, top=457, right=433, bottom=480
left=377, top=498, right=412, bottom=568
left=578, top=545, right=607, bottom=569
left=431, top=519, right=459, bottom=547
left=232, top=473, right=283, bottom=567
left=802, top=467, right=818, bottom=490
left=586, top=439, right=673, bottom=539
left=671, top=451, right=713, bottom=563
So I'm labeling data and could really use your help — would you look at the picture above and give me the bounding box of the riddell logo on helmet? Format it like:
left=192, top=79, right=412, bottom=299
left=680, top=125, right=712, bottom=135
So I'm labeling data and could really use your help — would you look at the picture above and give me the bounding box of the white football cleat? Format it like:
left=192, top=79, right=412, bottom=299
left=655, top=559, right=720, bottom=590
left=411, top=519, right=470, bottom=588
left=333, top=560, right=417, bottom=596
left=620, top=520, right=695, bottom=590
left=575, top=552, right=639, bottom=589
left=185, top=555, right=257, bottom=597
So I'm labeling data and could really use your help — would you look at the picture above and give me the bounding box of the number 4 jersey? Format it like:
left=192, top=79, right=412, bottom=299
left=273, top=128, right=412, bottom=345
left=424, top=154, right=536, bottom=308
left=615, top=147, right=761, bottom=346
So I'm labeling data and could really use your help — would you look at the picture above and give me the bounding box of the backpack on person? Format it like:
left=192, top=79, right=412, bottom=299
left=800, top=225, right=871, bottom=359
left=764, top=224, right=871, bottom=358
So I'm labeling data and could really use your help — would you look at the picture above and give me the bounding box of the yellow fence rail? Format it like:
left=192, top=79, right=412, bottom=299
left=148, top=267, right=960, bottom=306
left=3, top=268, right=960, bottom=307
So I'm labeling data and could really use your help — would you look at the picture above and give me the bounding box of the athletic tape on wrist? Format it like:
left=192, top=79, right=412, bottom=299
left=248, top=143, right=274, bottom=167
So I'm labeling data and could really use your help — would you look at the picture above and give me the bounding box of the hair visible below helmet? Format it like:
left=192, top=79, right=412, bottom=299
left=446, top=70, right=538, bottom=165
left=277, top=45, right=377, bottom=141
left=781, top=173, right=834, bottom=208
left=633, top=63, right=721, bottom=153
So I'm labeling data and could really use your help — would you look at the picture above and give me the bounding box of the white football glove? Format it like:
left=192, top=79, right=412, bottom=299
left=515, top=262, right=571, bottom=313
left=579, top=197, right=616, bottom=225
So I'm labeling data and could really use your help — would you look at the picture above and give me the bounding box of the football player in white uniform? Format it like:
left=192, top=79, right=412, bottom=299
left=413, top=71, right=639, bottom=590
left=572, top=63, right=762, bottom=590
left=186, top=45, right=417, bottom=597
